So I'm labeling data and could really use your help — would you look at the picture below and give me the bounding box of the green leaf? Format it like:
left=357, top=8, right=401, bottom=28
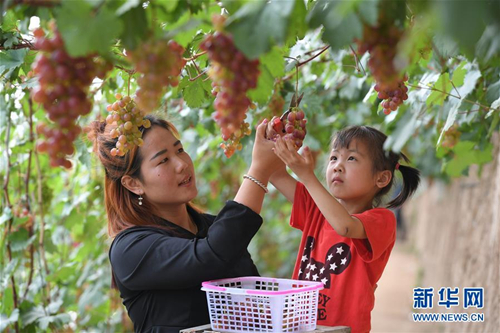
left=8, top=228, right=36, bottom=252
left=20, top=305, right=45, bottom=326
left=248, top=65, right=274, bottom=105
left=0, top=49, right=28, bottom=77
left=357, top=0, right=379, bottom=26
left=308, top=0, right=363, bottom=52
left=451, top=61, right=467, bottom=87
left=118, top=5, right=148, bottom=50
left=260, top=46, right=285, bottom=78
left=438, top=62, right=482, bottom=144
left=116, top=0, right=142, bottom=15
left=183, top=79, right=206, bottom=108
left=226, top=0, right=296, bottom=59
left=426, top=73, right=452, bottom=106
left=444, top=141, right=493, bottom=177
left=0, top=206, right=13, bottom=226
left=434, top=0, right=489, bottom=58
left=56, top=0, right=123, bottom=57
left=0, top=309, right=19, bottom=332
left=285, top=0, right=308, bottom=44
left=476, top=24, right=500, bottom=62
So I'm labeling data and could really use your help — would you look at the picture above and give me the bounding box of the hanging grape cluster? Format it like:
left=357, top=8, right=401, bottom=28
left=31, top=26, right=111, bottom=168
left=126, top=39, right=186, bottom=113
left=105, top=94, right=151, bottom=157
left=283, top=108, right=307, bottom=148
left=219, top=120, right=252, bottom=158
left=356, top=24, right=408, bottom=115
left=200, top=19, right=260, bottom=157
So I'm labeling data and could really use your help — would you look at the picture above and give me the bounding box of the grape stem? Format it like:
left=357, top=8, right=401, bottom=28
left=408, top=83, right=497, bottom=113
left=280, top=45, right=331, bottom=83
left=0, top=41, right=35, bottom=50
left=2, top=108, right=20, bottom=333
left=349, top=45, right=367, bottom=75
left=189, top=69, right=208, bottom=81
left=184, top=50, right=207, bottom=61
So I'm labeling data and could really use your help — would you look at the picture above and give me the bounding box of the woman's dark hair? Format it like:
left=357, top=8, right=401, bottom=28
left=86, top=114, right=195, bottom=237
left=331, top=125, right=420, bottom=208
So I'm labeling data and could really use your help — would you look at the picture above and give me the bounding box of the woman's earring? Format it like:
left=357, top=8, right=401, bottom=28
left=138, top=195, right=143, bottom=206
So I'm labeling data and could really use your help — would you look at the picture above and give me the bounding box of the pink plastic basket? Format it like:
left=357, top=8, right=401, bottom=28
left=201, top=276, right=323, bottom=332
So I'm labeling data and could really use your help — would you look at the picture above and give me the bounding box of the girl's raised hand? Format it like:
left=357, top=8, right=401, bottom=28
left=273, top=136, right=315, bottom=183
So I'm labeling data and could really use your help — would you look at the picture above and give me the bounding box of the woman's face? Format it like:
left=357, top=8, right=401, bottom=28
left=137, top=125, right=197, bottom=210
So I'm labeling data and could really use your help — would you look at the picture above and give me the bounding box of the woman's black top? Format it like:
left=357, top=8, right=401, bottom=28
left=109, top=201, right=262, bottom=333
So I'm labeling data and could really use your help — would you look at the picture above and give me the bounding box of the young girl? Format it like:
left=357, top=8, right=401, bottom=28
left=268, top=123, right=420, bottom=333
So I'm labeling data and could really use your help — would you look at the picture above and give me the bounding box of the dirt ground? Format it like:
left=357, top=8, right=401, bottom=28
left=371, top=243, right=440, bottom=333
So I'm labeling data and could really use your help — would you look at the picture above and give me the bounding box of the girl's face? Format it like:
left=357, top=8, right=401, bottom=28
left=326, top=139, right=381, bottom=205
left=137, top=126, right=198, bottom=211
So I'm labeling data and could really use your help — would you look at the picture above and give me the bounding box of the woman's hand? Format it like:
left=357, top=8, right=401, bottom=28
left=273, top=136, right=316, bottom=184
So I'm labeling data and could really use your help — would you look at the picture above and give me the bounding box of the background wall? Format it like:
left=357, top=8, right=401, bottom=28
left=405, top=133, right=499, bottom=332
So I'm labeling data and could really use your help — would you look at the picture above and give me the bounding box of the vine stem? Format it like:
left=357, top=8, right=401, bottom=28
left=184, top=50, right=207, bottom=61
left=189, top=69, right=208, bottom=81
left=279, top=45, right=331, bottom=83
left=2, top=108, right=19, bottom=333
left=407, top=83, right=495, bottom=112
left=22, top=98, right=35, bottom=301
left=349, top=45, right=366, bottom=75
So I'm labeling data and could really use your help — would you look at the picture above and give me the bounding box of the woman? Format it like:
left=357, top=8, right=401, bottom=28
left=87, top=114, right=278, bottom=332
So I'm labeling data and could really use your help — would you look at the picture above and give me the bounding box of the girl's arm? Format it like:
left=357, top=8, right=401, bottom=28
left=269, top=167, right=297, bottom=203
left=273, top=136, right=367, bottom=239
left=264, top=116, right=297, bottom=202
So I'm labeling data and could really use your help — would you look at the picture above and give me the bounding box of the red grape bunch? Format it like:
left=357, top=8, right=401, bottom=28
left=127, top=39, right=186, bottom=113
left=200, top=19, right=260, bottom=157
left=356, top=24, right=409, bottom=115
left=282, top=108, right=307, bottom=148
left=105, top=94, right=151, bottom=157
left=31, top=26, right=108, bottom=168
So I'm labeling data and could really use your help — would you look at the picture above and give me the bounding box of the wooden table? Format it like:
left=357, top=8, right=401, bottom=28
left=180, top=324, right=351, bottom=333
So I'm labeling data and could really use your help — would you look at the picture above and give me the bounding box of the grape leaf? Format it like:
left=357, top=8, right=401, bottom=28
left=116, top=0, right=142, bottom=15
left=118, top=5, right=148, bottom=51
left=56, top=0, right=123, bottom=57
left=444, top=141, right=493, bottom=177
left=248, top=65, right=273, bottom=105
left=226, top=0, right=297, bottom=59
left=260, top=46, right=285, bottom=78
left=426, top=73, right=452, bottom=106
left=357, top=0, right=379, bottom=26
left=183, top=79, right=206, bottom=108
left=307, top=0, right=363, bottom=52
left=438, top=62, right=482, bottom=144
left=434, top=0, right=489, bottom=59
left=0, top=49, right=28, bottom=78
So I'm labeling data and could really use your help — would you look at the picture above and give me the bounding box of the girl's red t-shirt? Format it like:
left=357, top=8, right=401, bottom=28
left=290, top=182, right=396, bottom=333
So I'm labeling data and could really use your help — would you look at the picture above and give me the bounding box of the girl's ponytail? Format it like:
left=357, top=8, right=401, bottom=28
left=387, top=153, right=421, bottom=209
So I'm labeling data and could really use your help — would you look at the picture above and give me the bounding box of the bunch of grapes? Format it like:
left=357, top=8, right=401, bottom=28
left=267, top=91, right=286, bottom=117
left=441, top=124, right=461, bottom=149
left=105, top=94, right=151, bottom=157
left=282, top=108, right=307, bottom=148
left=200, top=22, right=260, bottom=157
left=219, top=120, right=252, bottom=158
left=356, top=24, right=408, bottom=115
left=31, top=26, right=110, bottom=168
left=375, top=78, right=408, bottom=115
left=127, top=39, right=186, bottom=113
